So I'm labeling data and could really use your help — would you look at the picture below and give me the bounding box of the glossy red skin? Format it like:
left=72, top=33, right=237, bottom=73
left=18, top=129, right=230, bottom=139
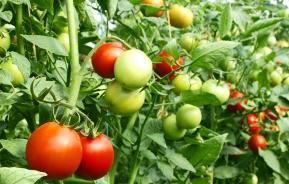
left=240, top=113, right=261, bottom=134
left=26, top=122, right=82, bottom=179
left=248, top=134, right=267, bottom=152
left=154, top=51, right=184, bottom=80
left=76, top=134, right=114, bottom=180
left=227, top=91, right=247, bottom=112
left=91, top=42, right=125, bottom=78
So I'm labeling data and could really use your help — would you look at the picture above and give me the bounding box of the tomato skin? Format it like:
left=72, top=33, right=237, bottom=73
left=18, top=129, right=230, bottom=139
left=105, top=81, right=145, bottom=115
left=227, top=91, right=247, bottom=112
left=1, top=60, right=24, bottom=85
left=0, top=28, right=11, bottom=51
left=270, top=70, right=282, bottom=86
left=264, top=109, right=278, bottom=120
left=169, top=5, right=193, bottom=28
left=91, top=42, right=125, bottom=78
left=114, top=49, right=153, bottom=89
left=248, top=134, right=266, bottom=152
left=179, top=33, right=196, bottom=52
left=201, top=79, right=230, bottom=104
left=154, top=51, right=183, bottom=80
left=176, top=104, right=202, bottom=129
left=76, top=134, right=114, bottom=180
left=243, top=173, right=258, bottom=184
left=172, top=74, right=202, bottom=94
left=163, top=114, right=187, bottom=141
left=57, top=32, right=70, bottom=52
left=142, top=0, right=164, bottom=17
left=26, top=122, right=82, bottom=179
left=246, top=114, right=261, bottom=134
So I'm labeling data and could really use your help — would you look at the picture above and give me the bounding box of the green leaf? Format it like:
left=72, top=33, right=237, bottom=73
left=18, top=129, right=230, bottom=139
left=7, top=0, right=31, bottom=8
left=214, top=166, right=240, bottom=179
left=190, top=41, right=239, bottom=70
left=97, top=0, right=119, bottom=19
left=244, top=18, right=283, bottom=36
left=0, top=139, right=27, bottom=159
left=142, top=150, right=157, bottom=160
left=219, top=4, right=232, bottom=38
left=166, top=149, right=196, bottom=172
left=259, top=150, right=288, bottom=179
left=184, top=134, right=227, bottom=166
left=163, top=39, right=179, bottom=61
left=157, top=161, right=174, bottom=180
left=190, top=178, right=211, bottom=184
left=31, top=0, right=54, bottom=14
left=0, top=167, right=46, bottom=184
left=232, top=8, right=251, bottom=32
left=181, top=91, right=221, bottom=106
left=147, top=133, right=167, bottom=148
left=11, top=52, right=31, bottom=81
left=21, top=35, right=68, bottom=56
left=0, top=11, right=13, bottom=22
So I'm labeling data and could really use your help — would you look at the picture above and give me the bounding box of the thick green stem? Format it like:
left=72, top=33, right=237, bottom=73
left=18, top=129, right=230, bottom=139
left=64, top=0, right=82, bottom=117
left=16, top=5, right=25, bottom=55
left=109, top=149, right=120, bottom=184
left=128, top=160, right=141, bottom=184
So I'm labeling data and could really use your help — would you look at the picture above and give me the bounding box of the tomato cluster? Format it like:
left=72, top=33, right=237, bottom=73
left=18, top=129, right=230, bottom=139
left=91, top=42, right=152, bottom=115
left=26, top=122, right=114, bottom=180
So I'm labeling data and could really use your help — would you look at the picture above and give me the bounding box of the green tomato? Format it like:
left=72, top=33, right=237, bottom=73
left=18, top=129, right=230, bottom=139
left=267, top=35, right=277, bottom=47
left=114, top=49, right=153, bottom=90
left=172, top=74, right=202, bottom=94
left=104, top=81, right=145, bottom=116
left=1, top=60, right=24, bottom=85
left=226, top=72, right=240, bottom=83
left=163, top=114, right=187, bottom=141
left=0, top=28, right=11, bottom=51
left=270, top=70, right=282, bottom=86
left=176, top=104, right=202, bottom=129
left=57, top=32, right=70, bottom=52
left=242, top=174, right=258, bottom=184
left=282, top=73, right=289, bottom=85
left=249, top=70, right=261, bottom=81
left=264, top=62, right=275, bottom=72
left=179, top=33, right=196, bottom=52
left=278, top=9, right=289, bottom=18
left=201, top=79, right=230, bottom=104
left=221, top=57, right=236, bottom=71
left=169, top=5, right=193, bottom=28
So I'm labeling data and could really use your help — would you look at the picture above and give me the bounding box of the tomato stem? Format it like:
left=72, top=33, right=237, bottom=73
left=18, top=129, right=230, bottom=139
left=16, top=5, right=25, bottom=55
left=64, top=0, right=81, bottom=119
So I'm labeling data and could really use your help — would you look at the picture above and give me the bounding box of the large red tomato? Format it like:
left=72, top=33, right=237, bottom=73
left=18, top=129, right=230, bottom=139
left=227, top=91, right=248, bottom=112
left=26, top=122, right=82, bottom=179
left=248, top=134, right=267, bottom=152
left=76, top=134, right=114, bottom=180
left=154, top=51, right=183, bottom=80
left=91, top=42, right=125, bottom=78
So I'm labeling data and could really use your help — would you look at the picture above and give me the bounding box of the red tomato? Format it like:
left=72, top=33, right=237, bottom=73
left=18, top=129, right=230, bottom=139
left=76, top=134, right=114, bottom=180
left=91, top=42, right=126, bottom=78
left=227, top=91, right=248, bottom=112
left=248, top=134, right=267, bottom=152
left=154, top=51, right=183, bottom=80
left=26, top=122, right=82, bottom=179
left=240, top=113, right=261, bottom=134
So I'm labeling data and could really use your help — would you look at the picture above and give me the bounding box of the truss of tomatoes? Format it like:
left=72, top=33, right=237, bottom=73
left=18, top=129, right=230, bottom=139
left=25, top=122, right=114, bottom=180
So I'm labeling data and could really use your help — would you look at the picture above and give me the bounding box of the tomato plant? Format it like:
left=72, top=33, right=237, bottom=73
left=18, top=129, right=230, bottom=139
left=1, top=0, right=289, bottom=184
